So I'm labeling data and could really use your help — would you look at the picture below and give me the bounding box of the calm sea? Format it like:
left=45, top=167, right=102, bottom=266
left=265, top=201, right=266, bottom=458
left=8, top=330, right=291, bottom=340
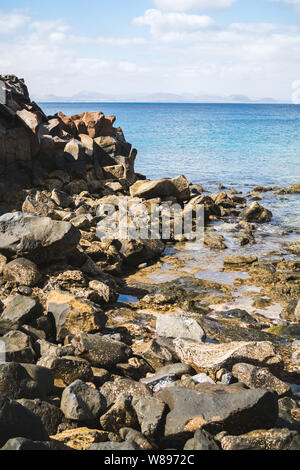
left=40, top=103, right=300, bottom=229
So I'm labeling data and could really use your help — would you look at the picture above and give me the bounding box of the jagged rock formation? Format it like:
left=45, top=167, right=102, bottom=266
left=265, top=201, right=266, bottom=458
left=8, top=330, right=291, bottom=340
left=0, top=74, right=138, bottom=204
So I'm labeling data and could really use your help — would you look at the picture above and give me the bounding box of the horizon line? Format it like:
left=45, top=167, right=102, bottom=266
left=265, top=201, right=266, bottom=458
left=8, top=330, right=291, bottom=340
left=37, top=100, right=293, bottom=105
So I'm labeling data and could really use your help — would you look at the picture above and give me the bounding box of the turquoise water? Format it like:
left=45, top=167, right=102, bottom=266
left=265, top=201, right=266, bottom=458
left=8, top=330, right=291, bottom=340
left=40, top=103, right=300, bottom=229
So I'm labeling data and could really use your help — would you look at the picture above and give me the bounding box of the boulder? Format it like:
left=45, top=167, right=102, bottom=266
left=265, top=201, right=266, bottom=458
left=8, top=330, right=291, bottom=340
left=204, top=234, right=227, bottom=250
left=100, top=394, right=139, bottom=433
left=88, top=280, right=118, bottom=305
left=0, top=395, right=48, bottom=446
left=17, top=399, right=63, bottom=435
left=232, top=363, right=291, bottom=397
left=132, top=396, right=167, bottom=439
left=16, top=109, right=42, bottom=134
left=141, top=338, right=179, bottom=371
left=156, top=313, right=206, bottom=342
left=81, top=111, right=105, bottom=138
left=71, top=333, right=132, bottom=369
left=174, top=339, right=283, bottom=375
left=0, top=212, right=81, bottom=264
left=241, top=202, right=272, bottom=223
left=61, top=379, right=105, bottom=423
left=3, top=258, right=41, bottom=286
left=100, top=379, right=152, bottom=408
left=1, top=437, right=53, bottom=451
left=1, top=330, right=36, bottom=363
left=0, top=362, right=54, bottom=400
left=156, top=387, right=278, bottom=442
left=46, top=291, right=107, bottom=342
left=1, top=295, right=40, bottom=324
left=103, top=165, right=125, bottom=180
left=130, top=175, right=190, bottom=202
left=37, top=355, right=93, bottom=385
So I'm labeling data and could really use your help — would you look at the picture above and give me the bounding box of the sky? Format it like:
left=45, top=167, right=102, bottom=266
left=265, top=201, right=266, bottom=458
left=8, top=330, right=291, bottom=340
left=0, top=0, right=300, bottom=100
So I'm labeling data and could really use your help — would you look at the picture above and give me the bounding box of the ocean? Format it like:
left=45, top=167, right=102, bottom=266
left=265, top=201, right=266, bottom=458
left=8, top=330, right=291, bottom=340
left=40, top=102, right=300, bottom=230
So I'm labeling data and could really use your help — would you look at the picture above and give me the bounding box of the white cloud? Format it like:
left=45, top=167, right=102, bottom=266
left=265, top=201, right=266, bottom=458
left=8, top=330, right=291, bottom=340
left=1, top=6, right=300, bottom=100
left=30, top=19, right=70, bottom=34
left=133, top=9, right=216, bottom=36
left=267, top=0, right=300, bottom=13
left=96, top=36, right=148, bottom=46
left=0, top=9, right=30, bottom=34
left=154, top=0, right=237, bottom=12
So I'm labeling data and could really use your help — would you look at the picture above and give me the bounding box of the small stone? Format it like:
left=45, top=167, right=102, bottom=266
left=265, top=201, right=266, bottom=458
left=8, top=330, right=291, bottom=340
left=278, top=397, right=298, bottom=412
left=241, top=202, right=272, bottom=223
left=289, top=184, right=300, bottom=194
left=224, top=255, right=258, bottom=266
left=119, top=428, right=153, bottom=450
left=3, top=258, right=41, bottom=286
left=141, top=373, right=178, bottom=392
left=184, top=429, right=219, bottom=450
left=51, top=427, right=110, bottom=450
left=88, top=280, right=118, bottom=305
left=91, top=368, right=110, bottom=387
left=51, top=189, right=73, bottom=209
left=220, top=428, right=300, bottom=450
left=71, top=214, right=93, bottom=230
left=191, top=373, right=215, bottom=385
left=141, top=338, right=178, bottom=371
left=232, top=363, right=291, bottom=397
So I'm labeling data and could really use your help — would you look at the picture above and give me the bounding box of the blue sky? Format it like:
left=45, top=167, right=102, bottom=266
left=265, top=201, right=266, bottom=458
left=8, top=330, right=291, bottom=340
left=1, top=0, right=300, bottom=100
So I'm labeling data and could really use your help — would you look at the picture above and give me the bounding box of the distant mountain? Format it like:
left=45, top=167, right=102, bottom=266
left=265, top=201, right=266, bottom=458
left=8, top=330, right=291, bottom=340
left=34, top=91, right=282, bottom=104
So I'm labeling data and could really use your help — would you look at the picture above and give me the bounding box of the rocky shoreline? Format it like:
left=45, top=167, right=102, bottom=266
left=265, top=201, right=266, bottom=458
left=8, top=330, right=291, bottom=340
left=0, top=75, right=299, bottom=451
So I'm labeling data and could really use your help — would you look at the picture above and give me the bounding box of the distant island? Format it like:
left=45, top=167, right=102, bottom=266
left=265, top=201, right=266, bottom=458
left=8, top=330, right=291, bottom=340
left=34, top=91, right=284, bottom=104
